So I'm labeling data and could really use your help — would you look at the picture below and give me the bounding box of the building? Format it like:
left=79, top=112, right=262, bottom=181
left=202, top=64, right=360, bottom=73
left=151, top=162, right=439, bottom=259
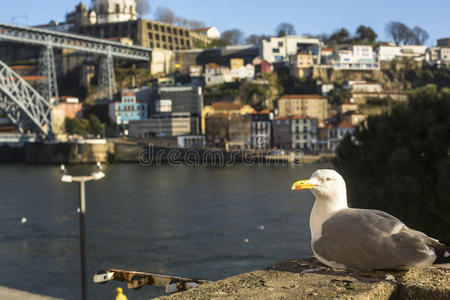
left=312, top=120, right=330, bottom=152
left=277, top=94, right=328, bottom=120
left=204, top=59, right=255, bottom=85
left=109, top=90, right=147, bottom=127
left=201, top=102, right=254, bottom=135
left=344, top=81, right=383, bottom=93
left=331, top=45, right=379, bottom=70
left=175, top=45, right=260, bottom=74
left=205, top=63, right=228, bottom=85
left=78, top=19, right=193, bottom=50
left=291, top=116, right=318, bottom=150
left=328, top=120, right=354, bottom=151
left=426, top=47, right=450, bottom=66
left=377, top=45, right=402, bottom=61
left=91, top=0, right=137, bottom=24
left=128, top=113, right=191, bottom=138
left=437, top=38, right=450, bottom=48
left=320, top=48, right=335, bottom=64
left=261, top=36, right=321, bottom=64
left=250, top=110, right=271, bottom=149
left=191, top=26, right=221, bottom=40
left=56, top=96, right=83, bottom=119
left=177, top=135, right=206, bottom=148
left=204, top=114, right=252, bottom=149
left=290, top=52, right=314, bottom=78
left=272, top=116, right=291, bottom=149
left=51, top=96, right=84, bottom=138
left=399, top=45, right=427, bottom=61
left=151, top=49, right=175, bottom=75
left=190, top=26, right=221, bottom=48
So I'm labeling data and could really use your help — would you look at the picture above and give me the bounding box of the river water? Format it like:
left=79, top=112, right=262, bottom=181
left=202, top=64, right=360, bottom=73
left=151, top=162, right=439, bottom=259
left=0, top=162, right=330, bottom=299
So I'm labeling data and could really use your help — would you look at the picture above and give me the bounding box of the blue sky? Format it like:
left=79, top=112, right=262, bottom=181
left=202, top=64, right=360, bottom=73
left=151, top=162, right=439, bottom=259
left=1, top=0, right=449, bottom=45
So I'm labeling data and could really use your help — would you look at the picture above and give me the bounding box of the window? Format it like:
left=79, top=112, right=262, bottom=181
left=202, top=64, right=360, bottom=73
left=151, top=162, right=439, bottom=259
left=278, top=41, right=283, bottom=47
left=115, top=4, right=120, bottom=13
left=273, top=48, right=280, bottom=53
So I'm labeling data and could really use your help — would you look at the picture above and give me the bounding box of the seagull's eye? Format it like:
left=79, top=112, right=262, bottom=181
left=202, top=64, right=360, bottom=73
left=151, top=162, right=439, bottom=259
left=324, top=177, right=332, bottom=182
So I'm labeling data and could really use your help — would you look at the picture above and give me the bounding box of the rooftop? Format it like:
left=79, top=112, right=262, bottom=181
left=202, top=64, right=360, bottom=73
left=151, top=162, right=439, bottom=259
left=211, top=102, right=242, bottom=110
left=280, top=94, right=324, bottom=99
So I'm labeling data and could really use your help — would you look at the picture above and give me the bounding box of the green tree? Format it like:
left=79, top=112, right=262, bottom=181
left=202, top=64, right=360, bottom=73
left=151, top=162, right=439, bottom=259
left=328, top=28, right=350, bottom=45
left=88, top=115, right=104, bottom=137
left=334, top=85, right=450, bottom=241
left=355, top=25, right=377, bottom=42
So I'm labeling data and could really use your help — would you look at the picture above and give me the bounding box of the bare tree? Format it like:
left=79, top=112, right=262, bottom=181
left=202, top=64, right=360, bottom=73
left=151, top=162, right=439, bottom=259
left=136, top=0, right=150, bottom=18
left=385, top=21, right=414, bottom=45
left=188, top=20, right=206, bottom=29
left=275, top=23, right=296, bottom=37
left=245, top=34, right=270, bottom=44
left=411, top=26, right=429, bottom=45
left=222, top=29, right=244, bottom=45
left=155, top=6, right=175, bottom=24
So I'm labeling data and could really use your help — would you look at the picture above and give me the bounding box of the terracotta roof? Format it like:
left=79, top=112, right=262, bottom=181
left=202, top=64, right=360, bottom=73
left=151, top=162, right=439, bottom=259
left=338, top=120, right=354, bottom=128
left=250, top=109, right=270, bottom=114
left=211, top=102, right=242, bottom=110
left=274, top=116, right=290, bottom=120
left=321, top=48, right=334, bottom=52
left=206, top=63, right=224, bottom=69
left=22, top=75, right=43, bottom=81
left=11, top=65, right=36, bottom=70
left=280, top=94, right=324, bottom=99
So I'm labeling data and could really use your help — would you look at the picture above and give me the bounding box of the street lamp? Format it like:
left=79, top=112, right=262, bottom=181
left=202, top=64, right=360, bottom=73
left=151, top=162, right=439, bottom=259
left=59, top=162, right=105, bottom=300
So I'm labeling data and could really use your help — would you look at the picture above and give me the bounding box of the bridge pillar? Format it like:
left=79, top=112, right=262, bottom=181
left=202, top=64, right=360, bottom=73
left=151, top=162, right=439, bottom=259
left=38, top=43, right=59, bottom=104
left=98, top=51, right=116, bottom=100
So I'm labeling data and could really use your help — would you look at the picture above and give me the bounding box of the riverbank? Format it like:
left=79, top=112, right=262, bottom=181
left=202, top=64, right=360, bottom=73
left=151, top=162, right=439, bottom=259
left=158, top=257, right=450, bottom=300
left=0, top=140, right=335, bottom=164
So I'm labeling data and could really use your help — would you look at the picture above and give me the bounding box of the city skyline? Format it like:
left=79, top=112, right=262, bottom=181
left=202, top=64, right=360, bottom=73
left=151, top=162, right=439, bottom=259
left=1, top=0, right=449, bottom=45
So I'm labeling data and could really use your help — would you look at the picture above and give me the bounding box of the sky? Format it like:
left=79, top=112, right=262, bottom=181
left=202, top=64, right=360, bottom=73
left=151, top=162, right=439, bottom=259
left=1, top=0, right=449, bottom=45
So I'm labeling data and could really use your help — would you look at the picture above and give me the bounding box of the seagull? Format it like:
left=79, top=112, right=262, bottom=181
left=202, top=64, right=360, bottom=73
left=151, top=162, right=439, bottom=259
left=292, top=169, right=450, bottom=271
left=60, top=164, right=67, bottom=176
left=96, top=162, right=103, bottom=171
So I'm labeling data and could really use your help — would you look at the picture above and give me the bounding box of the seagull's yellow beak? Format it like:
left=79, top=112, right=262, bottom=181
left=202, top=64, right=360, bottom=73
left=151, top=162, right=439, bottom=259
left=291, top=179, right=316, bottom=191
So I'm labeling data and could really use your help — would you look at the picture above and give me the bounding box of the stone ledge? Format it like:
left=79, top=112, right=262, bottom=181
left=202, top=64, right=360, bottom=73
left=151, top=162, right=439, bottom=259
left=157, top=258, right=450, bottom=300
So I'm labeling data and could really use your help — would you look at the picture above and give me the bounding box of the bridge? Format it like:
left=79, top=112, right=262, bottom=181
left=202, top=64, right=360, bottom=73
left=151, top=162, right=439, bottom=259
left=0, top=22, right=152, bottom=139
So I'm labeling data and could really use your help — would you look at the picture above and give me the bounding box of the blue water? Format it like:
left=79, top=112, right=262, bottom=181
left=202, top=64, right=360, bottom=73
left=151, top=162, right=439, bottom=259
left=0, top=163, right=329, bottom=299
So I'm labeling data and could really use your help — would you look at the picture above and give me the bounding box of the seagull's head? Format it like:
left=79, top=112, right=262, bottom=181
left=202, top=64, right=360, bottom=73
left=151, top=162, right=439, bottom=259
left=292, top=169, right=347, bottom=200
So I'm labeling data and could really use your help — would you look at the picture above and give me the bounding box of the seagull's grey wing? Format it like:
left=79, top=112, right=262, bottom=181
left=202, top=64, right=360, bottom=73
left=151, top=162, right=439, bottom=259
left=312, top=208, right=437, bottom=271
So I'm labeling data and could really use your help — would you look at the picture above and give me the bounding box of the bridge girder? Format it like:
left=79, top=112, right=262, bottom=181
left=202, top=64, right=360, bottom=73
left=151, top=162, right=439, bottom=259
left=0, top=60, right=52, bottom=138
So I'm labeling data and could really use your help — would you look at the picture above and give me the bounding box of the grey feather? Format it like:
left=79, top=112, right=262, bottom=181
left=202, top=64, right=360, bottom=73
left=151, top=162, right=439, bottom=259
left=312, top=208, right=438, bottom=271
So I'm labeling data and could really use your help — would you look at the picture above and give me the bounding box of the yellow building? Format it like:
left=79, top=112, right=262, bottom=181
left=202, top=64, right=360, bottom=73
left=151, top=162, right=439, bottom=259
left=201, top=102, right=254, bottom=134
left=230, top=58, right=244, bottom=69
left=278, top=95, right=328, bottom=120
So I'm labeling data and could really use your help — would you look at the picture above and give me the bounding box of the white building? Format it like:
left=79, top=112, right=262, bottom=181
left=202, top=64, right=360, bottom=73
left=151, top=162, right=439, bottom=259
left=205, top=63, right=255, bottom=86
left=400, top=45, right=427, bottom=61
left=261, top=35, right=321, bottom=64
left=427, top=47, right=450, bottom=65
left=92, top=0, right=137, bottom=24
left=377, top=46, right=402, bottom=61
left=344, top=81, right=382, bottom=93
left=332, top=45, right=379, bottom=70
left=177, top=135, right=206, bottom=148
left=190, top=26, right=221, bottom=40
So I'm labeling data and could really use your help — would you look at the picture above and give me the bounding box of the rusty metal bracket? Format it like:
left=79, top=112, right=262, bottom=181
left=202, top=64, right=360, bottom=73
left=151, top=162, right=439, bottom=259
left=93, top=269, right=212, bottom=294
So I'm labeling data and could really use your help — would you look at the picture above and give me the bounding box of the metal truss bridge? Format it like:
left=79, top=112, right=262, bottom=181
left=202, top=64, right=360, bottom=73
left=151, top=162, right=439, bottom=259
left=0, top=22, right=152, bottom=139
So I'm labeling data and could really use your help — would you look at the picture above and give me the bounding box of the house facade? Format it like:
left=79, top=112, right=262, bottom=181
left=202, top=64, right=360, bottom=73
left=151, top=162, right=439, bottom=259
left=277, top=95, right=328, bottom=120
